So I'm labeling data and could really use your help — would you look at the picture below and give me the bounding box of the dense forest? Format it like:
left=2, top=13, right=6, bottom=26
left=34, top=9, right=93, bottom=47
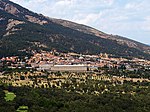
left=0, top=80, right=150, bottom=112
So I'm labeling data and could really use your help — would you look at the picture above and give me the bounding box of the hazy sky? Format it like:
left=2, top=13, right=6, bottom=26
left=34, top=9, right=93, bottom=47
left=11, top=0, right=150, bottom=44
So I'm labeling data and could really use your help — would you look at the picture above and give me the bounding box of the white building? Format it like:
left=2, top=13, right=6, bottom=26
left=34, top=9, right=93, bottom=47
left=37, top=64, right=53, bottom=71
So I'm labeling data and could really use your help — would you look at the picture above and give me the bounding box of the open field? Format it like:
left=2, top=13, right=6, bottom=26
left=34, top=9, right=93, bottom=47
left=4, top=90, right=16, bottom=101
left=16, top=106, right=28, bottom=112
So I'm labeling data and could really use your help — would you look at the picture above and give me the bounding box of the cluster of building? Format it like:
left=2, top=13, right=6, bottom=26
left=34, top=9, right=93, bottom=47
left=0, top=51, right=150, bottom=89
left=0, top=51, right=150, bottom=73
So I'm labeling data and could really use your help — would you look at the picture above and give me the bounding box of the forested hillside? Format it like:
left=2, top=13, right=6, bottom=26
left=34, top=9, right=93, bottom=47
left=0, top=0, right=150, bottom=59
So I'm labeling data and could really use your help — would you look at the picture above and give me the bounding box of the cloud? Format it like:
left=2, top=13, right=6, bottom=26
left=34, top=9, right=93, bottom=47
left=10, top=0, right=150, bottom=44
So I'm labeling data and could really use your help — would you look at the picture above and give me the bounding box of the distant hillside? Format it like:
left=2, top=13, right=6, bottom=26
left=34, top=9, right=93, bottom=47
left=0, top=0, right=150, bottom=59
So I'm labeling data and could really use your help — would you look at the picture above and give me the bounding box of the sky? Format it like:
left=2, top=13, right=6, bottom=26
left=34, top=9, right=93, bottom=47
left=11, top=0, right=150, bottom=45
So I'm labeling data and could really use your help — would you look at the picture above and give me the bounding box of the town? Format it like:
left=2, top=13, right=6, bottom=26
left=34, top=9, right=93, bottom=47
left=0, top=51, right=150, bottom=90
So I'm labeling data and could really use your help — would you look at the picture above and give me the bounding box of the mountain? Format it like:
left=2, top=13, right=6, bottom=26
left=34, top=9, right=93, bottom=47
left=0, top=0, right=150, bottom=59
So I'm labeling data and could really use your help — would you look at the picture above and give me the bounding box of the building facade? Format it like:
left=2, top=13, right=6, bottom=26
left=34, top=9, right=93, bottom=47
left=51, top=65, right=87, bottom=72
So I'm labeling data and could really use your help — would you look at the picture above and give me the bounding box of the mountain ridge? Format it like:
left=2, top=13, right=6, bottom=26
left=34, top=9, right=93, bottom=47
left=0, top=0, right=150, bottom=59
left=49, top=18, right=150, bottom=51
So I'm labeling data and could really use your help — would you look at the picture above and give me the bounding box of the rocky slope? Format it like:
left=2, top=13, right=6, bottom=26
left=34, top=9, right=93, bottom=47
left=0, top=0, right=150, bottom=59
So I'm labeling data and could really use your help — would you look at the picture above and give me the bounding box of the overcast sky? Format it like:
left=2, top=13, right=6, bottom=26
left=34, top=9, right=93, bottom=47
left=11, top=0, right=150, bottom=45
